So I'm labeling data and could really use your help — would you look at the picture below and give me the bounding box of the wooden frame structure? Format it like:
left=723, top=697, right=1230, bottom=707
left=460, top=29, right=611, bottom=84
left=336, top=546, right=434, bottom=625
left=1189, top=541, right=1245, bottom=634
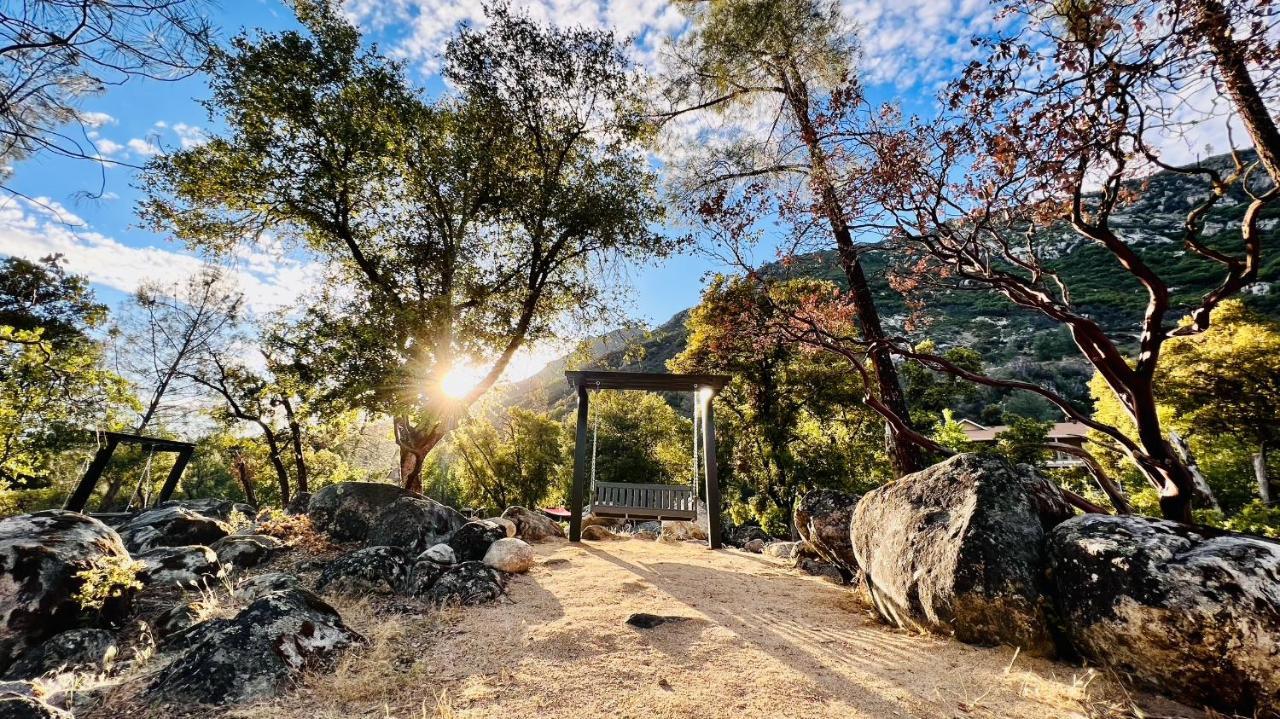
left=65, top=432, right=195, bottom=513
left=565, top=370, right=729, bottom=548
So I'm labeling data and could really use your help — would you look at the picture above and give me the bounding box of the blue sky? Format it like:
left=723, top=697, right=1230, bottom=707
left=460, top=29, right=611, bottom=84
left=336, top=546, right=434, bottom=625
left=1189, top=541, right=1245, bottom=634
left=1, top=0, right=1002, bottom=378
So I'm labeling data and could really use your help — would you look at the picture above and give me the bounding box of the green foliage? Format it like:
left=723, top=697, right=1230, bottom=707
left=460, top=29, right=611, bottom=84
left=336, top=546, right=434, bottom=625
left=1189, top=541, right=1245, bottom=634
left=671, top=275, right=888, bottom=532
left=902, top=340, right=984, bottom=431
left=994, top=417, right=1052, bottom=467
left=931, top=409, right=976, bottom=454
left=141, top=2, right=674, bottom=450
left=0, top=257, right=135, bottom=492
left=1195, top=501, right=1280, bottom=538
left=74, top=555, right=145, bottom=611
left=585, top=391, right=692, bottom=487
left=1157, top=300, right=1280, bottom=451
left=450, top=406, right=566, bottom=511
left=1090, top=300, right=1280, bottom=528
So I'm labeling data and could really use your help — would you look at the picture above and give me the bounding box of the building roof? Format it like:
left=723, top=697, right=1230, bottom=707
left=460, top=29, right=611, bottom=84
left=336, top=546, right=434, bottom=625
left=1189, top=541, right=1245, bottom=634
left=960, top=420, right=1091, bottom=442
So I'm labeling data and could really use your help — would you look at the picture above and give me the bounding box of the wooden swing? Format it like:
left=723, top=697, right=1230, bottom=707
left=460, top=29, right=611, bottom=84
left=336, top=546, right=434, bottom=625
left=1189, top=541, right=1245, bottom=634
left=565, top=370, right=729, bottom=547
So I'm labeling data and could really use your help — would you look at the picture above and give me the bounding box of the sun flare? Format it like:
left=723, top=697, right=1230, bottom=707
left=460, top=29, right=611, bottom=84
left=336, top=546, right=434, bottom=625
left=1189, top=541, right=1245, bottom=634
left=439, top=364, right=487, bottom=400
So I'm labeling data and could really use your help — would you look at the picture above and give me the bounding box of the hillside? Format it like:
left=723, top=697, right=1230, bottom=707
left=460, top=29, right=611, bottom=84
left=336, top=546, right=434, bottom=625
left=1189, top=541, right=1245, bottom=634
left=506, top=151, right=1280, bottom=418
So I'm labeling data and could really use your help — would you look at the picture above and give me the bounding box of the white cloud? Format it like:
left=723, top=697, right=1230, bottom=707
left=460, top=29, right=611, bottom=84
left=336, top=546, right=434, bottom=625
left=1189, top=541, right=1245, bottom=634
left=0, top=196, right=323, bottom=316
left=842, top=0, right=997, bottom=91
left=342, top=0, right=685, bottom=73
left=172, top=123, right=208, bottom=149
left=341, top=0, right=991, bottom=94
left=78, top=111, right=117, bottom=128
left=126, top=137, right=160, bottom=157
left=95, top=138, right=124, bottom=157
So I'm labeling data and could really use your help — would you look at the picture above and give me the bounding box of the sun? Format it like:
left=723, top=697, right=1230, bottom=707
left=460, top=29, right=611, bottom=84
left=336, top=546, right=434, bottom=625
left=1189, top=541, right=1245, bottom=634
left=439, top=363, right=487, bottom=400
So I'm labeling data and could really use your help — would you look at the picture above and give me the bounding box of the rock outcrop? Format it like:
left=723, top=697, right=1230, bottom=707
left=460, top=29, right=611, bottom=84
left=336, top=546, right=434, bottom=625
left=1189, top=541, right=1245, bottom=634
left=403, top=552, right=451, bottom=597
left=483, top=538, right=535, bottom=573
left=420, top=544, right=455, bottom=565
left=725, top=525, right=771, bottom=548
left=232, top=573, right=303, bottom=604
left=794, top=488, right=861, bottom=577
left=116, top=506, right=230, bottom=554
left=308, top=482, right=422, bottom=542
left=366, top=497, right=466, bottom=555
left=500, top=507, right=565, bottom=542
left=763, top=541, right=799, bottom=560
left=0, top=694, right=71, bottom=718
left=0, top=511, right=133, bottom=671
left=422, top=563, right=505, bottom=606
left=148, top=588, right=362, bottom=705
left=486, top=517, right=517, bottom=538
left=581, top=514, right=624, bottom=530
left=157, top=498, right=254, bottom=522
left=153, top=602, right=208, bottom=641
left=1048, top=514, right=1280, bottom=715
left=659, top=521, right=707, bottom=543
left=1, top=629, right=117, bottom=680
left=135, top=545, right=224, bottom=588
left=581, top=525, right=626, bottom=541
left=210, top=534, right=283, bottom=570
left=449, top=521, right=507, bottom=563
left=315, top=547, right=409, bottom=594
left=851, top=454, right=1070, bottom=656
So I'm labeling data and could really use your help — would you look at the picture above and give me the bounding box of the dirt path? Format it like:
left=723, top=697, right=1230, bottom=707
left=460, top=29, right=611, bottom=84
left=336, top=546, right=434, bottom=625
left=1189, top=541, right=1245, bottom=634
left=236, top=538, right=1201, bottom=719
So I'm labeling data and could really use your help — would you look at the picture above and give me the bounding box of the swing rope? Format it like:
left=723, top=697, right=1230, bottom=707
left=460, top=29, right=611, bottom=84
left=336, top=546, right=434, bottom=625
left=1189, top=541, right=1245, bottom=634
left=125, top=446, right=155, bottom=512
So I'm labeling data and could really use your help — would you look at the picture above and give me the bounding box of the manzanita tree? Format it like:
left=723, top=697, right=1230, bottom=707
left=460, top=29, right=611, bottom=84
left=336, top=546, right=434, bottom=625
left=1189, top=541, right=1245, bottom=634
left=142, top=1, right=673, bottom=492
left=859, top=0, right=1280, bottom=521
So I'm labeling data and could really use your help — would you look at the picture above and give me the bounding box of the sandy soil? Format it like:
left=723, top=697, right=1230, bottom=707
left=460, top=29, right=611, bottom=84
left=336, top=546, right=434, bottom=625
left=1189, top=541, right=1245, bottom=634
left=223, top=537, right=1204, bottom=719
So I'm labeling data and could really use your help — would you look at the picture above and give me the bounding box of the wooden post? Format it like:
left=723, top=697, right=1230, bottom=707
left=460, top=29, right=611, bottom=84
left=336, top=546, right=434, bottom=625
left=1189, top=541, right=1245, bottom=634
left=157, top=445, right=194, bottom=507
left=569, top=385, right=590, bottom=542
left=66, top=435, right=120, bottom=513
left=701, top=389, right=723, bottom=549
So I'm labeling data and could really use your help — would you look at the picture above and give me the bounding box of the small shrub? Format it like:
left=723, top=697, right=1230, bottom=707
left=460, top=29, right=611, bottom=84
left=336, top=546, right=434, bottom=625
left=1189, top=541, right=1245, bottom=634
left=74, top=555, right=145, bottom=611
left=257, top=507, right=287, bottom=525
left=258, top=513, right=336, bottom=553
left=1196, top=500, right=1280, bottom=538
left=226, top=508, right=254, bottom=533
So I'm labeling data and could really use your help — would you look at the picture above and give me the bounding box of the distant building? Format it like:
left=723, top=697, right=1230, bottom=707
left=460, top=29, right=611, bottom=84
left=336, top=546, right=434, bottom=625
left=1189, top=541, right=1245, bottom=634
left=957, top=418, right=1089, bottom=469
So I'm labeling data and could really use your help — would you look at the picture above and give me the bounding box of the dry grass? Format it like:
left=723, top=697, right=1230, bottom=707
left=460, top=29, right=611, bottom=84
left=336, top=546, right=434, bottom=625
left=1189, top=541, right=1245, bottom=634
left=216, top=539, right=1206, bottom=719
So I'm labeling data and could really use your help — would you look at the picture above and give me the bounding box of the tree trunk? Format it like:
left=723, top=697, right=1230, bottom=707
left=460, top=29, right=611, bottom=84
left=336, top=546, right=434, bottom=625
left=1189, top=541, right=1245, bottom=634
left=1169, top=430, right=1221, bottom=511
left=1195, top=0, right=1280, bottom=184
left=279, top=396, right=309, bottom=494
left=1256, top=441, right=1273, bottom=505
left=780, top=72, right=924, bottom=477
left=260, top=429, right=292, bottom=506
left=232, top=455, right=259, bottom=508
left=394, top=416, right=444, bottom=495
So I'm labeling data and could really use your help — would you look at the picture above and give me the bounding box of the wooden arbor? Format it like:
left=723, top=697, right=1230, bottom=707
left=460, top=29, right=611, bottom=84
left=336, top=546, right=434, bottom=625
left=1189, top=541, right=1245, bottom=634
left=565, top=370, right=730, bottom=548
left=65, top=432, right=195, bottom=513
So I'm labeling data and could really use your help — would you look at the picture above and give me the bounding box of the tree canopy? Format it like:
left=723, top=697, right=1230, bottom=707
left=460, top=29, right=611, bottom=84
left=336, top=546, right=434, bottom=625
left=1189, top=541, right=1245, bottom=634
left=141, top=1, right=675, bottom=491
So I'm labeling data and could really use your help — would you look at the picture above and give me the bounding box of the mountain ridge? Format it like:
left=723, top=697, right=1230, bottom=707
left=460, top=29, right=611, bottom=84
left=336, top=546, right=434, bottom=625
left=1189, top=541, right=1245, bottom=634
left=504, top=151, right=1280, bottom=418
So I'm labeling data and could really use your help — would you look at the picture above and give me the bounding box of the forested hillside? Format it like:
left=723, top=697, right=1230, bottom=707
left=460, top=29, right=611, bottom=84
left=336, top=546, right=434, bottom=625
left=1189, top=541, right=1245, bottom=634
left=508, top=150, right=1280, bottom=420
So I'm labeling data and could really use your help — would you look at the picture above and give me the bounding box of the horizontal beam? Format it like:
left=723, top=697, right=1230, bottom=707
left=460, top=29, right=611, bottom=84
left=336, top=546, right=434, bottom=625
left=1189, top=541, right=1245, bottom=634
left=100, top=431, right=194, bottom=451
left=565, top=370, right=730, bottom=393
left=593, top=481, right=696, bottom=492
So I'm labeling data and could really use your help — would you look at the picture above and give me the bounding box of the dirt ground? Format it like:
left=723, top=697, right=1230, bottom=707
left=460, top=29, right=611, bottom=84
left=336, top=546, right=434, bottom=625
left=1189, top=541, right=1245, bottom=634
left=225, top=538, right=1205, bottom=719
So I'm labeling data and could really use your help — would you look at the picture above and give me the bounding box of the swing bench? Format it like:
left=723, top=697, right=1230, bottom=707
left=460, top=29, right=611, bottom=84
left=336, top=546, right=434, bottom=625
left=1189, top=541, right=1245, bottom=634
left=565, top=370, right=729, bottom=547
